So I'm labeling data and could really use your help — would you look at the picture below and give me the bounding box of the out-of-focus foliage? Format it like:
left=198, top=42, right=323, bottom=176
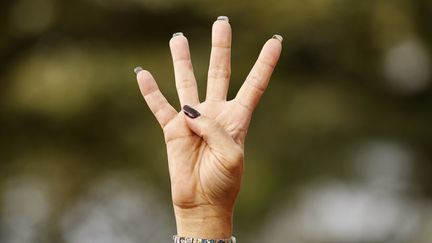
left=0, top=0, right=431, bottom=242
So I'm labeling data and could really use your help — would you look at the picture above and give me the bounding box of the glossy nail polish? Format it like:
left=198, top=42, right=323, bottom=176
left=272, top=34, right=283, bottom=43
left=172, top=32, right=184, bottom=37
left=134, top=66, right=143, bottom=74
left=183, top=105, right=201, bottom=119
left=217, top=16, right=229, bottom=22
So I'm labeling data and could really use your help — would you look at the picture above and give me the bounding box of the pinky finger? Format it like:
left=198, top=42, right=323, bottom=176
left=135, top=67, right=178, bottom=129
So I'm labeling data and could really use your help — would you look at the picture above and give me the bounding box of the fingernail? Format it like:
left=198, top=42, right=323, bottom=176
left=173, top=32, right=184, bottom=37
left=134, top=66, right=143, bottom=74
left=272, top=34, right=283, bottom=43
left=183, top=105, right=201, bottom=119
left=217, top=16, right=229, bottom=22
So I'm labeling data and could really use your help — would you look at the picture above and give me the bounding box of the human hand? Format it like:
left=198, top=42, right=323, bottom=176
left=135, top=16, right=282, bottom=239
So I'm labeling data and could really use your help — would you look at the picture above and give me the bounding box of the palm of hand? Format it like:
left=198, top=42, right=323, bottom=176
left=164, top=101, right=249, bottom=210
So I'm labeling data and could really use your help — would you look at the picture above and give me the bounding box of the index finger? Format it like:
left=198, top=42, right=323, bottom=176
left=234, top=35, right=282, bottom=112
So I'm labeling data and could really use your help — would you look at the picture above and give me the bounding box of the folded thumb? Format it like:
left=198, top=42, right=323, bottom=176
left=182, top=105, right=242, bottom=166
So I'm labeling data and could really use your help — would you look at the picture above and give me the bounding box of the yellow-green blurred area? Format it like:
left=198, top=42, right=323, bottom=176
left=1, top=0, right=432, bottom=242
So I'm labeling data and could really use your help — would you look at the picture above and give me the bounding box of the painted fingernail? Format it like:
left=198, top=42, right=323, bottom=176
left=272, top=34, right=283, bottom=43
left=217, top=16, right=229, bottom=22
left=183, top=105, right=201, bottom=119
left=134, top=66, right=143, bottom=74
left=172, top=32, right=184, bottom=37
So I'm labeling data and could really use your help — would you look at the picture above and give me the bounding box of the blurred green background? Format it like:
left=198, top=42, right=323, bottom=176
left=1, top=0, right=432, bottom=242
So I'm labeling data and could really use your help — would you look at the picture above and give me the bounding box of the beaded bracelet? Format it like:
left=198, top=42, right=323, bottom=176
left=173, top=235, right=236, bottom=243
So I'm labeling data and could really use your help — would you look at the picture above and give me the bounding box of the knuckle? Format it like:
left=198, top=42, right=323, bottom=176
left=176, top=78, right=196, bottom=90
left=246, top=75, right=266, bottom=93
left=260, top=58, right=276, bottom=70
left=208, top=67, right=230, bottom=80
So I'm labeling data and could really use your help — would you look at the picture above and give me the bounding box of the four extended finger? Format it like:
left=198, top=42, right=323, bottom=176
left=206, top=16, right=232, bottom=101
left=136, top=68, right=178, bottom=128
left=234, top=36, right=282, bottom=112
left=169, top=33, right=200, bottom=107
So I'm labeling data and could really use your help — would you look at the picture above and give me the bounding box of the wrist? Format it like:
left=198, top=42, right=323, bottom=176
left=174, top=205, right=233, bottom=239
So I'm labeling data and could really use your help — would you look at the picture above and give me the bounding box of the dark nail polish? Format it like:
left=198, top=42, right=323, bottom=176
left=134, top=66, right=143, bottom=74
left=183, top=105, right=201, bottom=119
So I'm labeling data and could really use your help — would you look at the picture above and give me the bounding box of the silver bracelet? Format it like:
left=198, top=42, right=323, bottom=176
left=173, top=235, right=236, bottom=243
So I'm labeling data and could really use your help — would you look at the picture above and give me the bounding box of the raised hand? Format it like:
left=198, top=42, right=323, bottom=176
left=135, top=16, right=282, bottom=238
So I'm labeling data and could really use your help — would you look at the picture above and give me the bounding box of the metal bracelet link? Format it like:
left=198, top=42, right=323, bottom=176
left=173, top=235, right=236, bottom=243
